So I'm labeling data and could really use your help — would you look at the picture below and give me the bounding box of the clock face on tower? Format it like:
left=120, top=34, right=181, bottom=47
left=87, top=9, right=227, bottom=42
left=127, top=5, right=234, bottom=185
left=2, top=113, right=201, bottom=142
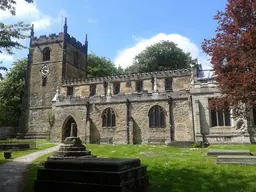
left=41, top=64, right=50, bottom=77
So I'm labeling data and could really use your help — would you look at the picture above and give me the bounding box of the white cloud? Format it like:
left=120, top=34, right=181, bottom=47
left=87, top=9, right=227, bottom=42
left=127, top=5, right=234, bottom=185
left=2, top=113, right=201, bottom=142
left=32, top=17, right=52, bottom=31
left=114, top=33, right=211, bottom=69
left=0, top=0, right=66, bottom=32
left=0, top=54, right=14, bottom=62
left=88, top=19, right=98, bottom=24
left=0, top=0, right=40, bottom=20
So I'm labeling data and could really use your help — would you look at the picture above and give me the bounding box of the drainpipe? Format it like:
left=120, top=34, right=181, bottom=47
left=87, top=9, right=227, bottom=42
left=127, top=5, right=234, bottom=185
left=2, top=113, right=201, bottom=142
left=190, top=95, right=196, bottom=142
left=168, top=97, right=175, bottom=141
left=126, top=99, right=130, bottom=144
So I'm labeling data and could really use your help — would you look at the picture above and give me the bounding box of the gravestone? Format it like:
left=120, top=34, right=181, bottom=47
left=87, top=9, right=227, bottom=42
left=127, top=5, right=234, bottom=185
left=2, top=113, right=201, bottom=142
left=148, top=137, right=166, bottom=145
left=48, top=123, right=95, bottom=160
left=207, top=149, right=253, bottom=156
left=34, top=158, right=150, bottom=192
left=217, top=155, right=256, bottom=165
left=100, top=137, right=113, bottom=144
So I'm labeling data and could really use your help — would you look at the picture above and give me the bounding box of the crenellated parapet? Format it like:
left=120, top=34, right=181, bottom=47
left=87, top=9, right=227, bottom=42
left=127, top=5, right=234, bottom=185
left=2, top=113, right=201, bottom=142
left=65, top=34, right=87, bottom=53
left=55, top=90, right=189, bottom=106
left=61, top=68, right=192, bottom=86
left=31, top=33, right=64, bottom=46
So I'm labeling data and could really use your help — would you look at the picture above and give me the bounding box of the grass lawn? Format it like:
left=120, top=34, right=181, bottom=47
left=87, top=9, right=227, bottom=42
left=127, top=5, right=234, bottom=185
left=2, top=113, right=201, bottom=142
left=23, top=152, right=54, bottom=192
left=24, top=144, right=256, bottom=192
left=0, top=139, right=56, bottom=165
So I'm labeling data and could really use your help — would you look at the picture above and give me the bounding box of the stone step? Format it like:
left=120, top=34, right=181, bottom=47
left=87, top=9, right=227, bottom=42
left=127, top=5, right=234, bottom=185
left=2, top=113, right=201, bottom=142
left=53, top=150, right=92, bottom=157
left=217, top=155, right=256, bottom=165
left=34, top=158, right=150, bottom=192
left=37, top=166, right=147, bottom=185
left=20, top=132, right=48, bottom=139
left=47, top=155, right=97, bottom=160
left=34, top=176, right=149, bottom=192
left=44, top=158, right=141, bottom=172
left=207, top=149, right=253, bottom=156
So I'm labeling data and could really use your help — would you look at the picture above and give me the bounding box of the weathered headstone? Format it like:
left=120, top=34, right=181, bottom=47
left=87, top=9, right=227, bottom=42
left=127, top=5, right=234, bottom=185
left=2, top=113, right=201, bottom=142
left=217, top=155, right=256, bottom=165
left=34, top=158, right=150, bottom=192
left=207, top=149, right=253, bottom=156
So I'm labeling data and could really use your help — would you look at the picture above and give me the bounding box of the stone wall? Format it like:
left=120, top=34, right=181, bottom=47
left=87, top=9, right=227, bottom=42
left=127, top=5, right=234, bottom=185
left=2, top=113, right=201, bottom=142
left=96, top=83, right=105, bottom=96
left=31, top=43, right=63, bottom=64
left=64, top=44, right=87, bottom=79
left=131, top=101, right=171, bottom=144
left=89, top=103, right=127, bottom=144
left=65, top=63, right=86, bottom=79
left=51, top=105, right=87, bottom=143
left=120, top=81, right=135, bottom=93
left=157, top=78, right=165, bottom=92
left=190, top=83, right=256, bottom=144
left=28, top=39, right=64, bottom=135
left=173, top=99, right=194, bottom=141
left=65, top=44, right=86, bottom=71
left=60, top=75, right=191, bottom=98
left=28, top=108, right=51, bottom=133
left=0, top=127, right=15, bottom=139
left=173, top=77, right=190, bottom=91
left=29, top=43, right=63, bottom=108
left=50, top=96, right=193, bottom=144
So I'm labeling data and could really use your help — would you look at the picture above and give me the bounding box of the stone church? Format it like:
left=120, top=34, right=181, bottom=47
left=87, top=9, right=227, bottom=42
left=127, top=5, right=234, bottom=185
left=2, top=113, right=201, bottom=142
left=20, top=19, right=256, bottom=145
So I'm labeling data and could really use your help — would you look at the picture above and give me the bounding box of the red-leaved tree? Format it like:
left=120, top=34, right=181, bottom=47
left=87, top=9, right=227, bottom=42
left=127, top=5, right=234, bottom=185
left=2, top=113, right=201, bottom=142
left=202, top=0, right=256, bottom=118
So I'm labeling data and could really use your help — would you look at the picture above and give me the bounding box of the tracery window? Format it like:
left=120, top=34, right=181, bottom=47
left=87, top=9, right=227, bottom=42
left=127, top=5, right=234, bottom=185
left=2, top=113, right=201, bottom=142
left=102, top=108, right=116, bottom=128
left=209, top=99, right=231, bottom=127
left=148, top=105, right=166, bottom=128
left=210, top=109, right=231, bottom=127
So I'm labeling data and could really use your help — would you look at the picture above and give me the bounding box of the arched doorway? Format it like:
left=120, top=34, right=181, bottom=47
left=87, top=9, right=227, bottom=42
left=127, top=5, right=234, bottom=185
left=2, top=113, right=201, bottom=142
left=62, top=116, right=78, bottom=142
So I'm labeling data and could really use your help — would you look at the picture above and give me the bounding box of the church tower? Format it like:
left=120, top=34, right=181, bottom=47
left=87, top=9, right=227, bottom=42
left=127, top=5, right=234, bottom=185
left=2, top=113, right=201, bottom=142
left=19, top=18, right=88, bottom=135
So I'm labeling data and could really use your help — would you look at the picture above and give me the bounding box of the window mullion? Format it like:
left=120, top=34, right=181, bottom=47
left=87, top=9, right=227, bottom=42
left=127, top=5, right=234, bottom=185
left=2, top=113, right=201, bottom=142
left=216, top=111, right=219, bottom=126
left=223, top=110, right=226, bottom=126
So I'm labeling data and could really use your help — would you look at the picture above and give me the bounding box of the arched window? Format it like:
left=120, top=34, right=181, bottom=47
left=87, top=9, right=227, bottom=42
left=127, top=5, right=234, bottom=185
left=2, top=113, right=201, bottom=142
left=42, top=47, right=51, bottom=61
left=102, top=108, right=116, bottom=128
left=148, top=105, right=165, bottom=128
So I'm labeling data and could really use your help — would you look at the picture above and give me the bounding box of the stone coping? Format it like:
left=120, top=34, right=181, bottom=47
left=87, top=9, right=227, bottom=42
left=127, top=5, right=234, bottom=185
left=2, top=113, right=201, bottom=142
left=207, top=149, right=253, bottom=156
left=217, top=155, right=256, bottom=165
left=44, top=158, right=141, bottom=172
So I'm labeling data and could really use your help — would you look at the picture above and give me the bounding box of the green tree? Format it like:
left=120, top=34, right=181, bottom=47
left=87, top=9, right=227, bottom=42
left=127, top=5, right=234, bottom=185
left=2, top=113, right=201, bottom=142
left=0, top=0, right=33, bottom=78
left=126, top=40, right=196, bottom=73
left=0, top=58, right=27, bottom=126
left=87, top=53, right=124, bottom=78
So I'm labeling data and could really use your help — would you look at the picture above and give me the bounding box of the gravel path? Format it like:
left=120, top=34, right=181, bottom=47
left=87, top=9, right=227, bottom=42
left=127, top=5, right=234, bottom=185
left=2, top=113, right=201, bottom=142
left=0, top=144, right=60, bottom=192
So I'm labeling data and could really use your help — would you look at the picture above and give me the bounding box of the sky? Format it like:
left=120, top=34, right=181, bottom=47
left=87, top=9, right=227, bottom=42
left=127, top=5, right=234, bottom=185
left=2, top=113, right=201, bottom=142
left=0, top=0, right=227, bottom=71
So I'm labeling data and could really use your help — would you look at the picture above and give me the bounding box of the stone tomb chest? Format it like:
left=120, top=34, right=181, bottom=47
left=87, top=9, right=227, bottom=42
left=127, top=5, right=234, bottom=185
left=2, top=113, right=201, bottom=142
left=34, top=158, right=150, bottom=192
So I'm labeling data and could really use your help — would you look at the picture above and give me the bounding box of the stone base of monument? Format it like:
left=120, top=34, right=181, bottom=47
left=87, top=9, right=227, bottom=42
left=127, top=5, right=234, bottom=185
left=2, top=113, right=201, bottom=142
left=34, top=158, right=150, bottom=192
left=207, top=149, right=253, bottom=156
left=48, top=137, right=96, bottom=160
left=217, top=155, right=256, bottom=165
